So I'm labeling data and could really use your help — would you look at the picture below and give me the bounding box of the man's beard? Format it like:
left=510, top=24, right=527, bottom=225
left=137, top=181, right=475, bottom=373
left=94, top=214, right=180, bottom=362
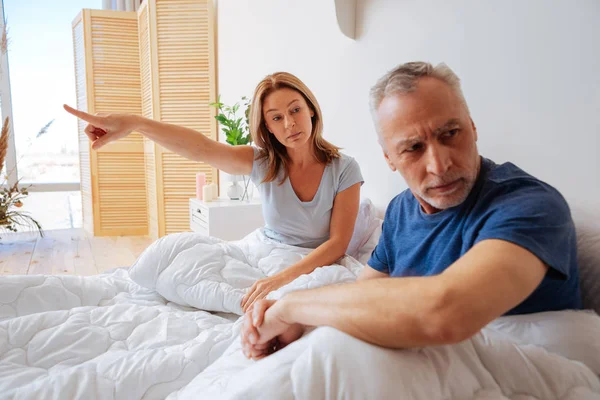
left=417, top=171, right=477, bottom=210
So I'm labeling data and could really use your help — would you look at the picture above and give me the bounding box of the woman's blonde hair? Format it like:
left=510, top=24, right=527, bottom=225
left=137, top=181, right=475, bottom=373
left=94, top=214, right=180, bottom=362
left=249, top=72, right=340, bottom=184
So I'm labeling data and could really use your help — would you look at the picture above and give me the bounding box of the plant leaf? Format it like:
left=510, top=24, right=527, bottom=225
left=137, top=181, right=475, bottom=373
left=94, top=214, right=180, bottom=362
left=36, top=119, right=55, bottom=138
left=215, top=114, right=228, bottom=124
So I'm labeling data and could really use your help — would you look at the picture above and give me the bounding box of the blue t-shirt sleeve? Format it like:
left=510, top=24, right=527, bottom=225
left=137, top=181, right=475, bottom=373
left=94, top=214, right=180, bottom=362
left=367, top=200, right=398, bottom=273
left=367, top=223, right=390, bottom=273
left=337, top=157, right=364, bottom=194
left=474, top=184, right=575, bottom=279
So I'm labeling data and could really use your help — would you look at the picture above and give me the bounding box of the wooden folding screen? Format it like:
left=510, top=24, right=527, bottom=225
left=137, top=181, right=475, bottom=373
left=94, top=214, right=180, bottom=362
left=72, top=10, right=148, bottom=236
left=138, top=0, right=217, bottom=239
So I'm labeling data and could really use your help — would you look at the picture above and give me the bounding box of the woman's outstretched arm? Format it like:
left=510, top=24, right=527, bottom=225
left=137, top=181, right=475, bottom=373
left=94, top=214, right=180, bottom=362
left=64, top=104, right=254, bottom=175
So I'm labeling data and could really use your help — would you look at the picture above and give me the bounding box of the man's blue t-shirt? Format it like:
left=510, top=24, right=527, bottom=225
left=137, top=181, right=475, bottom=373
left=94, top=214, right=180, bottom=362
left=368, top=157, right=582, bottom=315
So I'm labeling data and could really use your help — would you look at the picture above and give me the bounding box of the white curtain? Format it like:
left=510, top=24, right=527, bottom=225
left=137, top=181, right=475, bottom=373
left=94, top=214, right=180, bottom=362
left=102, top=0, right=141, bottom=11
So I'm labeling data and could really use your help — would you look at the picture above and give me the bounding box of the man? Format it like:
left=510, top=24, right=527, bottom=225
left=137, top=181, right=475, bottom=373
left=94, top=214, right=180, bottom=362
left=241, top=61, right=582, bottom=359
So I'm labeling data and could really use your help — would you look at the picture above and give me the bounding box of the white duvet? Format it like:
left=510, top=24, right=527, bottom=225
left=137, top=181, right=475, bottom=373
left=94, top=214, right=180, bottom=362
left=0, top=230, right=599, bottom=400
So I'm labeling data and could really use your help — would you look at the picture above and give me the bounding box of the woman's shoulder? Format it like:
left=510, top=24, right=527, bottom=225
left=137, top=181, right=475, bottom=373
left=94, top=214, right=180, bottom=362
left=328, top=152, right=363, bottom=189
left=251, top=146, right=270, bottom=170
left=252, top=146, right=266, bottom=158
left=250, top=146, right=270, bottom=184
left=329, top=152, right=360, bottom=172
left=331, top=152, right=355, bottom=165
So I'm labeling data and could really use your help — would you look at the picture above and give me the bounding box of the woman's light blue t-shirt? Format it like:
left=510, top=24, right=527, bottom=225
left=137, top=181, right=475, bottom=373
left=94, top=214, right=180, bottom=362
left=250, top=147, right=363, bottom=248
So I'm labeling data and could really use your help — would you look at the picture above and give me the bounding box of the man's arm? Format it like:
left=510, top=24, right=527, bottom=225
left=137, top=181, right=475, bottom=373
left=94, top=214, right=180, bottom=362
left=257, top=239, right=548, bottom=349
left=357, top=264, right=389, bottom=281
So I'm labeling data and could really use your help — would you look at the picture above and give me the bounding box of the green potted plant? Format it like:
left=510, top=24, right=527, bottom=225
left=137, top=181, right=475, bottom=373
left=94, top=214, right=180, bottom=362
left=209, top=95, right=253, bottom=201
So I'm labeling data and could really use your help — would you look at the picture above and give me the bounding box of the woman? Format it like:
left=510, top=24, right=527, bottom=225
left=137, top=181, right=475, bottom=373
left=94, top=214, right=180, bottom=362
left=64, top=72, right=363, bottom=312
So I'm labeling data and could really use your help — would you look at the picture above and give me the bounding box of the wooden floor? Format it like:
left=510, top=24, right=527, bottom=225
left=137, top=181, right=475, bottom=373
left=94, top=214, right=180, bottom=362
left=0, top=229, right=154, bottom=276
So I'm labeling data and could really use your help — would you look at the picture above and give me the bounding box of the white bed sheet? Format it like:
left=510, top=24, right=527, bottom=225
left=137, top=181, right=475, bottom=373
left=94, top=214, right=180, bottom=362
left=0, top=229, right=361, bottom=399
left=1, top=226, right=599, bottom=400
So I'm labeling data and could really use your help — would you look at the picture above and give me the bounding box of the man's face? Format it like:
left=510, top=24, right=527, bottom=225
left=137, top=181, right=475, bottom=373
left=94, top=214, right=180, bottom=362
left=377, top=77, right=480, bottom=214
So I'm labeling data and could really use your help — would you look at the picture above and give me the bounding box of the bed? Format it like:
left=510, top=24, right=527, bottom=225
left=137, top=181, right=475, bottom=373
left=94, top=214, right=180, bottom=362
left=0, top=200, right=598, bottom=399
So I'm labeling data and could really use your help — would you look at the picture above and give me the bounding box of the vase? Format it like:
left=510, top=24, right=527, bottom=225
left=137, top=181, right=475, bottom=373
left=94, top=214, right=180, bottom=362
left=227, top=179, right=243, bottom=200
left=240, top=175, right=254, bottom=202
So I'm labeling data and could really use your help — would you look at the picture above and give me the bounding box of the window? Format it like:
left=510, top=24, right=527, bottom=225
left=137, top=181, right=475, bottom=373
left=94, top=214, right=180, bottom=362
left=1, top=0, right=102, bottom=229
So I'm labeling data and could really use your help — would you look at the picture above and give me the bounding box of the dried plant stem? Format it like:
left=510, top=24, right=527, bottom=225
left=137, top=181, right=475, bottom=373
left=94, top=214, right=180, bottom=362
left=0, top=117, right=9, bottom=174
left=1, top=19, right=9, bottom=56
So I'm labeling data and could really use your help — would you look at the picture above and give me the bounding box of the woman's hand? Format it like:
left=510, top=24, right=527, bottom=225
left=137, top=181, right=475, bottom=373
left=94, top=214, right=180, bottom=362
left=241, top=274, right=293, bottom=313
left=64, top=104, right=138, bottom=150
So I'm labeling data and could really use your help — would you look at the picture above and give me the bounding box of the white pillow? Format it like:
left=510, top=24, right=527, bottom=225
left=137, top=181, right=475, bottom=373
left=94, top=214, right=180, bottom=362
left=355, top=218, right=383, bottom=265
left=346, top=198, right=381, bottom=262
left=571, top=205, right=600, bottom=314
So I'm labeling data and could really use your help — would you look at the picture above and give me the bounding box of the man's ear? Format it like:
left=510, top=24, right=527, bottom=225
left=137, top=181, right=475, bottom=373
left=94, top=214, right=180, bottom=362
left=470, top=117, right=478, bottom=142
left=383, top=150, right=397, bottom=172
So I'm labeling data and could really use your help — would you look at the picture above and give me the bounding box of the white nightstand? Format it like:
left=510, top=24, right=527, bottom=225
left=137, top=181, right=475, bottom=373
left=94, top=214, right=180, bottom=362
left=189, top=198, right=264, bottom=241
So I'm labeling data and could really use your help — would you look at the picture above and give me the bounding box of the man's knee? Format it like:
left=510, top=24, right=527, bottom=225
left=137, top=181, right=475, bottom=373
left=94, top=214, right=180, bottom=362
left=290, top=327, right=400, bottom=399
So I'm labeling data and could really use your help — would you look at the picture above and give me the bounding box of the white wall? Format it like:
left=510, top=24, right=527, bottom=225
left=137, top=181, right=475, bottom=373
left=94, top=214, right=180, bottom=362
left=217, top=0, right=600, bottom=212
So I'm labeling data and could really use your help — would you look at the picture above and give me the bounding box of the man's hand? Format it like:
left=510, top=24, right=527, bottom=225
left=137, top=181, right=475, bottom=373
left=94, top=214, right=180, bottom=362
left=241, top=274, right=292, bottom=313
left=241, top=309, right=276, bottom=360
left=241, top=299, right=304, bottom=360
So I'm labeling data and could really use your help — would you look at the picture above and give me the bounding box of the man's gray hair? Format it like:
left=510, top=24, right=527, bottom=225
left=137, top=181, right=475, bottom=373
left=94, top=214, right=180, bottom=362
left=369, top=62, right=469, bottom=147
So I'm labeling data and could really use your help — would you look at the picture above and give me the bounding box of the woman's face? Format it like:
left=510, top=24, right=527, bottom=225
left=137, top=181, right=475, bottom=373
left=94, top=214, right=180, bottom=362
left=262, top=88, right=314, bottom=150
